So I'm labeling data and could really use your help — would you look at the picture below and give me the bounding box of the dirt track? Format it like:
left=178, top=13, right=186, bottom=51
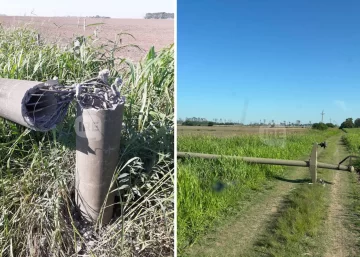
left=324, top=141, right=357, bottom=257
left=0, top=16, right=174, bottom=61
left=184, top=134, right=359, bottom=256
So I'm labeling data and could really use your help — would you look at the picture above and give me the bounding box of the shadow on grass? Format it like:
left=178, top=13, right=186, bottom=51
left=273, top=175, right=310, bottom=184
left=273, top=175, right=333, bottom=185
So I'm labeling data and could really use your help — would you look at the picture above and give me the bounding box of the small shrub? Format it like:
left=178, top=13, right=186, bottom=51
left=326, top=123, right=336, bottom=128
left=312, top=123, right=328, bottom=130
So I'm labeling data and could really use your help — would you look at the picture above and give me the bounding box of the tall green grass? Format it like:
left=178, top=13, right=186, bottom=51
left=342, top=128, right=360, bottom=154
left=341, top=128, right=360, bottom=257
left=177, top=129, right=339, bottom=251
left=0, top=25, right=173, bottom=256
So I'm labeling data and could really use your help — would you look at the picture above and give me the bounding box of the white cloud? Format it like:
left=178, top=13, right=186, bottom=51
left=334, top=100, right=348, bottom=111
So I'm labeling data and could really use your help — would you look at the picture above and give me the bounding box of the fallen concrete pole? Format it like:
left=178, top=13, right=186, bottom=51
left=75, top=70, right=125, bottom=225
left=177, top=152, right=354, bottom=172
left=0, top=78, right=70, bottom=131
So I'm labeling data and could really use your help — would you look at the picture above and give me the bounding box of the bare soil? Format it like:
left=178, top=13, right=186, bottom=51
left=0, top=16, right=174, bottom=62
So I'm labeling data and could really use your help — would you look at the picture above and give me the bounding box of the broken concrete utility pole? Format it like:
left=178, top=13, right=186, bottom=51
left=178, top=148, right=355, bottom=184
left=0, top=71, right=125, bottom=225
left=0, top=78, right=71, bottom=131
left=75, top=70, right=125, bottom=225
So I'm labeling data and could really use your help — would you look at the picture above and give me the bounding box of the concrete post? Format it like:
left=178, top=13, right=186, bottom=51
left=75, top=101, right=124, bottom=225
left=309, top=143, right=318, bottom=183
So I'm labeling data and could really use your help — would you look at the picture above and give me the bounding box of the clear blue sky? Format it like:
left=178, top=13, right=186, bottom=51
left=177, top=0, right=360, bottom=125
left=0, top=0, right=174, bottom=18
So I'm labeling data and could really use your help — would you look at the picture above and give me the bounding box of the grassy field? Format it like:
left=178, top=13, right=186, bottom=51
left=342, top=128, right=360, bottom=154
left=0, top=25, right=174, bottom=256
left=178, top=125, right=308, bottom=137
left=253, top=183, right=329, bottom=256
left=177, top=128, right=340, bottom=253
left=342, top=129, right=360, bottom=256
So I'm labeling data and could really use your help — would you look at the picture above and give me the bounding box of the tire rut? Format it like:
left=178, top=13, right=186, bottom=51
left=324, top=138, right=357, bottom=257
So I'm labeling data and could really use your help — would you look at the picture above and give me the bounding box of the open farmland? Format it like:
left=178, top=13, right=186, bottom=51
left=0, top=22, right=174, bottom=256
left=177, top=128, right=360, bottom=256
left=178, top=125, right=308, bottom=137
left=0, top=16, right=174, bottom=61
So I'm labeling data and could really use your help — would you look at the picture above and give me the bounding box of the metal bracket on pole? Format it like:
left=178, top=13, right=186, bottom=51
left=338, top=155, right=359, bottom=172
left=309, top=143, right=318, bottom=183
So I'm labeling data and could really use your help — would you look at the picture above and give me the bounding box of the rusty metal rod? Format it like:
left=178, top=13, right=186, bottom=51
left=338, top=155, right=360, bottom=165
left=177, top=152, right=352, bottom=171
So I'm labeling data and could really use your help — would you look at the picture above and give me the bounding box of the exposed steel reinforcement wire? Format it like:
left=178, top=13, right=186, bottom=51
left=0, top=69, right=124, bottom=131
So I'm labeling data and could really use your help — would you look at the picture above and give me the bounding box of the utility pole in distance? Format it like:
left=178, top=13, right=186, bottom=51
left=321, top=110, right=325, bottom=123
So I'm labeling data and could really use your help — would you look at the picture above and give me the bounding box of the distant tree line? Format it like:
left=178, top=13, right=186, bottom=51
left=182, top=120, right=207, bottom=126
left=339, top=118, right=360, bottom=129
left=182, top=120, right=235, bottom=126
left=87, top=15, right=110, bottom=18
left=312, top=118, right=360, bottom=130
left=312, top=122, right=336, bottom=130
left=145, top=12, right=174, bottom=19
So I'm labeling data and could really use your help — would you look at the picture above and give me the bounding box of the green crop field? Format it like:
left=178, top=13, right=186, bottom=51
left=342, top=128, right=360, bottom=154
left=0, top=25, right=174, bottom=256
left=177, top=128, right=340, bottom=253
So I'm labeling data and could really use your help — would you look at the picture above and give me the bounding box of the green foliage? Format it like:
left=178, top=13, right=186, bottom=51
left=182, top=120, right=195, bottom=126
left=340, top=118, right=354, bottom=129
left=0, top=26, right=174, bottom=256
left=325, top=122, right=336, bottom=128
left=341, top=129, right=360, bottom=256
left=182, top=120, right=208, bottom=126
left=342, top=128, right=360, bottom=154
left=177, top=129, right=339, bottom=252
left=207, top=121, right=214, bottom=126
left=354, top=118, right=360, bottom=128
left=312, top=123, right=328, bottom=130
